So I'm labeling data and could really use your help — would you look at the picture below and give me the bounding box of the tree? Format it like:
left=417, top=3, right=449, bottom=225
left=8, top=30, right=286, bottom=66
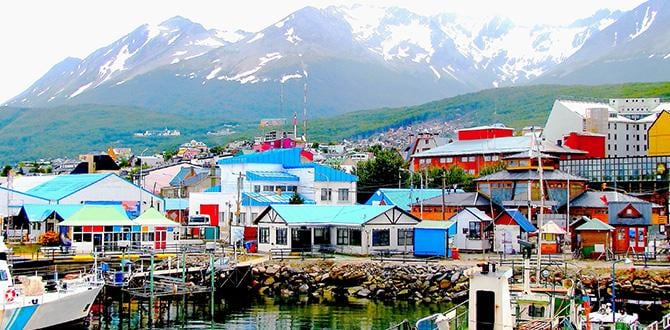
left=478, top=161, right=506, bottom=177
left=355, top=147, right=407, bottom=203
left=1, top=165, right=11, bottom=177
left=289, top=191, right=304, bottom=204
left=408, top=165, right=475, bottom=191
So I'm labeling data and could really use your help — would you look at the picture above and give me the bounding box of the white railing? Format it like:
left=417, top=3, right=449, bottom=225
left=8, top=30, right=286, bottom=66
left=643, top=312, right=670, bottom=330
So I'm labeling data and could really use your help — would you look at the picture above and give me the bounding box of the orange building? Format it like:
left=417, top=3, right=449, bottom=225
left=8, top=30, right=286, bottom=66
left=409, top=192, right=497, bottom=221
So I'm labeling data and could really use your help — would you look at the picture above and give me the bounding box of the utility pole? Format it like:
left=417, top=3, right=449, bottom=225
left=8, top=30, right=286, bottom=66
left=441, top=175, right=446, bottom=221
left=234, top=172, right=243, bottom=244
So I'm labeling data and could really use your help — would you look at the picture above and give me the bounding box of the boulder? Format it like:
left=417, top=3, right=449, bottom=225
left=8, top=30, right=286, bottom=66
left=357, top=288, right=371, bottom=297
left=264, top=277, right=276, bottom=285
left=299, top=284, right=310, bottom=293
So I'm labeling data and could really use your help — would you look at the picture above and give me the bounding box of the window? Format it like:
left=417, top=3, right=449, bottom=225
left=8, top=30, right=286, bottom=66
left=483, top=155, right=491, bottom=161
left=238, top=213, right=246, bottom=224
left=440, top=158, right=446, bottom=163
left=468, top=169, right=475, bottom=175
left=372, top=229, right=390, bottom=246
left=468, top=156, right=475, bottom=162
left=461, top=156, right=468, bottom=162
left=259, top=227, right=270, bottom=244
left=321, top=188, right=332, bottom=201
left=254, top=185, right=261, bottom=193
left=492, top=155, right=499, bottom=161
left=468, top=222, right=481, bottom=240
left=350, top=229, right=362, bottom=246
left=337, top=228, right=349, bottom=245
left=263, top=185, right=274, bottom=192
left=398, top=228, right=413, bottom=246
left=338, top=188, right=349, bottom=201
left=528, top=305, right=545, bottom=318
left=276, top=228, right=287, bottom=245
left=446, top=157, right=453, bottom=163
left=314, top=228, right=330, bottom=244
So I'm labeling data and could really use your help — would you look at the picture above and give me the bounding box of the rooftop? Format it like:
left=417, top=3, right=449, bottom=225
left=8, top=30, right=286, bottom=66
left=416, top=192, right=492, bottom=207
left=241, top=192, right=315, bottom=206
left=567, top=191, right=662, bottom=209
left=258, top=205, right=400, bottom=226
left=366, top=188, right=450, bottom=210
left=58, top=205, right=134, bottom=226
left=475, top=169, right=587, bottom=182
left=26, top=174, right=110, bottom=201
left=412, top=136, right=585, bottom=158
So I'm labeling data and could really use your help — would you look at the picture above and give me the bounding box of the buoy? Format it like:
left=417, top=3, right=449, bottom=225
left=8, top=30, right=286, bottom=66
left=5, top=288, right=16, bottom=303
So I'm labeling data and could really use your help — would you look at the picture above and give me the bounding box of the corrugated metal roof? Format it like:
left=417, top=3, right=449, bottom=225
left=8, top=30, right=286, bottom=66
left=165, top=198, right=188, bottom=210
left=575, top=218, right=614, bottom=231
left=242, top=192, right=316, bottom=206
left=415, top=220, right=455, bottom=229
left=217, top=148, right=305, bottom=166
left=569, top=191, right=662, bottom=208
left=26, top=174, right=110, bottom=201
left=58, top=205, right=134, bottom=226
left=366, top=189, right=446, bottom=210
left=311, top=164, right=358, bottom=182
left=449, top=207, right=492, bottom=221
left=475, top=170, right=587, bottom=182
left=134, top=208, right=181, bottom=226
left=246, top=171, right=300, bottom=182
left=169, top=167, right=210, bottom=186
left=607, top=201, right=653, bottom=226
left=419, top=192, right=491, bottom=207
left=504, top=209, right=537, bottom=232
left=412, top=135, right=585, bottom=158
left=21, top=204, right=83, bottom=222
left=263, top=205, right=400, bottom=226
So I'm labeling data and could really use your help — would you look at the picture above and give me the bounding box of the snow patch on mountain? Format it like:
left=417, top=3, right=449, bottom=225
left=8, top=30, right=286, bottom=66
left=69, top=82, right=92, bottom=98
left=98, top=44, right=136, bottom=84
left=381, top=20, right=433, bottom=61
left=247, top=33, right=264, bottom=44
left=629, top=6, right=656, bottom=39
left=285, top=28, right=302, bottom=45
left=281, top=73, right=302, bottom=83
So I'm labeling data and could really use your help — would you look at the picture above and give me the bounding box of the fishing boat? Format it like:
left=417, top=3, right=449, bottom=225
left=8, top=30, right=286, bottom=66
left=0, top=238, right=103, bottom=329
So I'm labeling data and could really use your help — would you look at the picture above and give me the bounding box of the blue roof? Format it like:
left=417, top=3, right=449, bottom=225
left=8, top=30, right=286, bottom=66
left=309, top=163, right=358, bottom=182
left=165, top=198, right=189, bottom=210
left=204, top=185, right=221, bottom=192
left=21, top=204, right=83, bottom=222
left=260, top=205, right=396, bottom=226
left=169, top=167, right=209, bottom=186
left=26, top=174, right=110, bottom=201
left=505, top=209, right=537, bottom=232
left=246, top=171, right=300, bottom=182
left=242, top=192, right=316, bottom=207
left=217, top=148, right=306, bottom=166
left=365, top=189, right=447, bottom=210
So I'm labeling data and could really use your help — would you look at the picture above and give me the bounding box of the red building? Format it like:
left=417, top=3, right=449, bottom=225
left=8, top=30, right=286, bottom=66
left=456, top=125, right=514, bottom=141
left=563, top=132, right=606, bottom=159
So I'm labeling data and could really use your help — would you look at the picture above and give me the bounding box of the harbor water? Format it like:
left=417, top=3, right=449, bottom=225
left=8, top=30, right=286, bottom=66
left=82, top=291, right=454, bottom=329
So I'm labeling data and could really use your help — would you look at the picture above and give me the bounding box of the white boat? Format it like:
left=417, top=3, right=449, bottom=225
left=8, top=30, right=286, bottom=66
left=0, top=238, right=103, bottom=330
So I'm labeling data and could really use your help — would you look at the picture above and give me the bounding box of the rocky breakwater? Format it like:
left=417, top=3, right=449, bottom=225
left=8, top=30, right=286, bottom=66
left=252, top=261, right=469, bottom=303
left=579, top=267, right=670, bottom=299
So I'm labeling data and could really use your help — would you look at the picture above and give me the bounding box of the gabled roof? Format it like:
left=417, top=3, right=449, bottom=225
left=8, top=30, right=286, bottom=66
left=541, top=221, right=566, bottom=234
left=20, top=204, right=83, bottom=223
left=418, top=192, right=493, bottom=207
left=257, top=205, right=412, bottom=226
left=450, top=207, right=492, bottom=221
left=246, top=171, right=300, bottom=182
left=134, top=208, right=181, bottom=227
left=26, top=174, right=110, bottom=201
left=498, top=209, right=537, bottom=232
left=217, top=148, right=308, bottom=166
left=58, top=205, right=134, bottom=226
left=169, top=167, right=210, bottom=186
left=412, top=136, right=584, bottom=158
left=568, top=191, right=662, bottom=209
left=475, top=169, right=587, bottom=182
left=504, top=150, right=558, bottom=160
left=242, top=192, right=315, bottom=206
left=366, top=188, right=447, bottom=210
left=575, top=218, right=614, bottom=231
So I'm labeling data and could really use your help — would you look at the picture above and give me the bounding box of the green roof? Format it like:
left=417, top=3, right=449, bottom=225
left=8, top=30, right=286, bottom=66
left=58, top=205, right=134, bottom=226
left=415, top=220, right=455, bottom=229
left=134, top=208, right=181, bottom=226
left=264, top=205, right=397, bottom=226
left=575, top=218, right=614, bottom=231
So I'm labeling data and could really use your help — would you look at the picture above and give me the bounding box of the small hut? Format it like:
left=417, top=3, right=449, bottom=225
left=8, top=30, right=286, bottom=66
left=574, top=218, right=614, bottom=259
left=134, top=208, right=182, bottom=249
left=539, top=221, right=566, bottom=254
left=413, top=220, right=456, bottom=257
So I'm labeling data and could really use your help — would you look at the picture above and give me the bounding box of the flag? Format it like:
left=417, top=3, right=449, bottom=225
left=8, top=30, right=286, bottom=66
left=293, top=112, right=297, bottom=126
left=600, top=194, right=608, bottom=205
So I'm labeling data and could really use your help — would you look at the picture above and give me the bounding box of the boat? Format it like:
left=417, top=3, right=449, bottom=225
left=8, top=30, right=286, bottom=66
left=0, top=238, right=103, bottom=329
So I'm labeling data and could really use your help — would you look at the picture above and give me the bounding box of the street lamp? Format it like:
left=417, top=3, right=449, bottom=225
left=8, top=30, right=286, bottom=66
left=611, top=257, right=632, bottom=323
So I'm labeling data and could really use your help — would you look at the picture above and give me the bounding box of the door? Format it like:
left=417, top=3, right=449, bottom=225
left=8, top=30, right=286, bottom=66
left=154, top=229, right=166, bottom=249
left=614, top=227, right=629, bottom=252
left=291, top=228, right=312, bottom=252
left=476, top=290, right=495, bottom=330
left=93, top=234, right=102, bottom=252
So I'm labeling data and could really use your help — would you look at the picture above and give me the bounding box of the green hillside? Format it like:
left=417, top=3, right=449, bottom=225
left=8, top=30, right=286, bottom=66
left=1, top=82, right=669, bottom=164
left=308, top=82, right=670, bottom=141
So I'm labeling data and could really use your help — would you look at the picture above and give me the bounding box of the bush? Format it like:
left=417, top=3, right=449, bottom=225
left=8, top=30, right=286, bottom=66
left=38, top=231, right=60, bottom=246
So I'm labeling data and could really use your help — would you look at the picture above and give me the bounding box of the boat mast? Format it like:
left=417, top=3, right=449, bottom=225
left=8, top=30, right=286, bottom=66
left=535, top=129, right=545, bottom=281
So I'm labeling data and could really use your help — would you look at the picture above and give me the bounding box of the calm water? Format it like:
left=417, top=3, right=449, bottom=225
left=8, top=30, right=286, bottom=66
left=84, top=290, right=453, bottom=329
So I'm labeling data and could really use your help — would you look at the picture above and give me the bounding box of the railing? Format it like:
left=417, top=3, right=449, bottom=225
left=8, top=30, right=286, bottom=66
left=269, top=246, right=336, bottom=261
left=643, top=312, right=670, bottom=330
left=415, top=300, right=469, bottom=330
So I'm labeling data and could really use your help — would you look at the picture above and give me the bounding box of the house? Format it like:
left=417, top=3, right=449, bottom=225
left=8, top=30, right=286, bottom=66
left=450, top=207, right=493, bottom=252
left=133, top=208, right=181, bottom=249
left=574, top=218, right=614, bottom=259
left=648, top=110, right=670, bottom=156
left=58, top=205, right=136, bottom=253
left=71, top=154, right=120, bottom=174
left=563, top=191, right=664, bottom=226
left=410, top=192, right=498, bottom=221
left=413, top=220, right=456, bottom=257
left=365, top=188, right=448, bottom=211
left=160, top=166, right=218, bottom=198
left=140, top=162, right=203, bottom=195
left=254, top=205, right=419, bottom=255
left=411, top=134, right=585, bottom=175
left=16, top=204, right=83, bottom=240
left=608, top=201, right=653, bottom=253
left=492, top=209, right=536, bottom=254
left=189, top=148, right=357, bottom=241
left=538, top=221, right=566, bottom=254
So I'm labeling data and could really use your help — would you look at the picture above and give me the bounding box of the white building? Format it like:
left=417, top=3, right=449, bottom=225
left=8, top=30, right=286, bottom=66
left=254, top=204, right=419, bottom=255
left=450, top=207, right=493, bottom=252
left=544, top=98, right=670, bottom=158
left=188, top=148, right=357, bottom=241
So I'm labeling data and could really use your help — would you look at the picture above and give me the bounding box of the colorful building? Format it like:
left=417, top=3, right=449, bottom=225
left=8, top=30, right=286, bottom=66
left=492, top=209, right=536, bottom=254
left=456, top=124, right=514, bottom=141
left=409, top=192, right=496, bottom=221
left=562, top=132, right=606, bottom=159
left=648, top=110, right=670, bottom=156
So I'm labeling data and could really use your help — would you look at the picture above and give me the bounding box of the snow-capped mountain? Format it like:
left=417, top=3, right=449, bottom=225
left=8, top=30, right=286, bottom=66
left=6, top=0, right=668, bottom=119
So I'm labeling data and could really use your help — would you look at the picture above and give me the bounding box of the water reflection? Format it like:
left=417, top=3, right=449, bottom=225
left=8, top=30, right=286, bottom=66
left=84, top=289, right=452, bottom=329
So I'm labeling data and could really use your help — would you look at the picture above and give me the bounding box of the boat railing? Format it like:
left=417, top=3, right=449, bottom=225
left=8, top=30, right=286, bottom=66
left=642, top=312, right=670, bottom=330
left=415, top=300, right=469, bottom=330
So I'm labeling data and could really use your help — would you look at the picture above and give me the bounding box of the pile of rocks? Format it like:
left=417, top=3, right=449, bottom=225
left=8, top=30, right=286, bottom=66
left=251, top=261, right=470, bottom=303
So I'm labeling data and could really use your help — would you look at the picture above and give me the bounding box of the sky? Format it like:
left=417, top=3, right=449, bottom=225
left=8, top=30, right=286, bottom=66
left=0, top=0, right=647, bottom=103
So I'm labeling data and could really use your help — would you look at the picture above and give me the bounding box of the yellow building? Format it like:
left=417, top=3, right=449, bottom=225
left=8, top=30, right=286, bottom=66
left=649, top=110, right=670, bottom=156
